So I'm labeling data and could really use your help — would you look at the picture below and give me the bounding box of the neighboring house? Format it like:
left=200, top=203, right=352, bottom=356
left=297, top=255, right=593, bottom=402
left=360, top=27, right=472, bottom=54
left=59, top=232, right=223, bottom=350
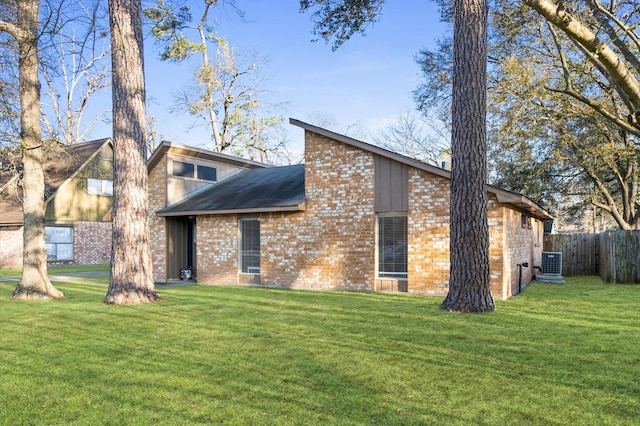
left=149, top=120, right=553, bottom=299
left=0, top=139, right=114, bottom=268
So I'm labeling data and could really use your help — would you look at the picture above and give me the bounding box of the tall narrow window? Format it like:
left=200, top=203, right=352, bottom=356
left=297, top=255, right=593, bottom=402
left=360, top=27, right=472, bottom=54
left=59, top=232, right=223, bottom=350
left=378, top=214, right=407, bottom=279
left=240, top=218, right=260, bottom=274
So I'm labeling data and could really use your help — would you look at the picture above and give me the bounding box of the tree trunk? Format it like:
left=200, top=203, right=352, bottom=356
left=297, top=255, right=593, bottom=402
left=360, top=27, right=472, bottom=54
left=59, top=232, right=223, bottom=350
left=441, top=0, right=494, bottom=312
left=105, top=0, right=159, bottom=304
left=12, top=0, right=64, bottom=300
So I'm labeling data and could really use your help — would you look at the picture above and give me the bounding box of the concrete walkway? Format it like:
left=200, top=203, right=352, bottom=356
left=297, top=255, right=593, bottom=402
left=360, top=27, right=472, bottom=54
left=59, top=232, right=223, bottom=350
left=0, top=270, right=195, bottom=288
left=0, top=270, right=109, bottom=283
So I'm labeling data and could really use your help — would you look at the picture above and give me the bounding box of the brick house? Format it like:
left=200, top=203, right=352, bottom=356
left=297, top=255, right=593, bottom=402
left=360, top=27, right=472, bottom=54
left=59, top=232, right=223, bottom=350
left=149, top=120, right=552, bottom=299
left=147, top=141, right=267, bottom=281
left=0, top=139, right=113, bottom=268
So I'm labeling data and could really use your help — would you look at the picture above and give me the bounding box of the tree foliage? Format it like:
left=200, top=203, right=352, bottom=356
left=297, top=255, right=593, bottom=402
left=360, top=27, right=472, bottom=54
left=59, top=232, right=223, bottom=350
left=372, top=112, right=450, bottom=168
left=299, top=0, right=385, bottom=50
left=144, top=0, right=286, bottom=161
left=0, top=32, right=19, bottom=147
left=415, top=0, right=640, bottom=230
left=0, top=0, right=111, bottom=146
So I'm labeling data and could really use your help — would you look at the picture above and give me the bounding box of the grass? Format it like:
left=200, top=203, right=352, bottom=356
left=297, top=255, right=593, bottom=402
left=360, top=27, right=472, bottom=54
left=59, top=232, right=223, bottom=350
left=0, top=276, right=638, bottom=425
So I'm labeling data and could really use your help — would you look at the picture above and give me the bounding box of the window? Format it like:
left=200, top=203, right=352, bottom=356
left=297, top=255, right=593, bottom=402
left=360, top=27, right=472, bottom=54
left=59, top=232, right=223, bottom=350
left=172, top=160, right=217, bottom=182
left=87, top=178, right=113, bottom=196
left=197, top=165, right=217, bottom=182
left=378, top=214, right=407, bottom=279
left=533, top=220, right=540, bottom=245
left=521, top=213, right=530, bottom=228
left=239, top=218, right=260, bottom=274
left=46, top=226, right=73, bottom=261
left=172, top=160, right=195, bottom=178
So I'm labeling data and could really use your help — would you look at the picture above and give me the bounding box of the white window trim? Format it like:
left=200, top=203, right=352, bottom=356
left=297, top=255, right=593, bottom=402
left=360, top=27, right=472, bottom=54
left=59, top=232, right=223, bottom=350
left=45, top=226, right=74, bottom=261
left=87, top=178, right=113, bottom=196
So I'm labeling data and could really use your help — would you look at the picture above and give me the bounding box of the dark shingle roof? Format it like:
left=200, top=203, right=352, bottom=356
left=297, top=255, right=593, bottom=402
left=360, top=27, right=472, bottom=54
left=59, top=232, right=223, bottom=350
left=157, top=164, right=305, bottom=216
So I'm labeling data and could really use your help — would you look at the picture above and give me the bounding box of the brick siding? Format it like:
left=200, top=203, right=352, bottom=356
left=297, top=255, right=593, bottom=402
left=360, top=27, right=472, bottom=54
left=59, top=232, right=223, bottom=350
left=148, top=156, right=168, bottom=281
left=1, top=222, right=112, bottom=268
left=407, top=168, right=451, bottom=294
left=260, top=132, right=376, bottom=290
left=0, top=226, right=23, bottom=269
left=502, top=208, right=544, bottom=297
left=196, top=214, right=239, bottom=283
left=72, top=221, right=111, bottom=264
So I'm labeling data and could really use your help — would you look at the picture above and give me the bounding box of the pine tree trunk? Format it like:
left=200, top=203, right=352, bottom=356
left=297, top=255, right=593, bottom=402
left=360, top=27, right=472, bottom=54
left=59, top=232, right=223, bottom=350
left=105, top=0, right=159, bottom=304
left=12, top=0, right=64, bottom=300
left=441, top=0, right=494, bottom=312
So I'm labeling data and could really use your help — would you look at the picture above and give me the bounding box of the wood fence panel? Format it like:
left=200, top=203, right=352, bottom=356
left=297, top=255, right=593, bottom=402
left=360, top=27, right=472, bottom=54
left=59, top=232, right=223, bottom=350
left=542, top=231, right=638, bottom=283
left=544, top=234, right=599, bottom=276
left=602, top=230, right=640, bottom=284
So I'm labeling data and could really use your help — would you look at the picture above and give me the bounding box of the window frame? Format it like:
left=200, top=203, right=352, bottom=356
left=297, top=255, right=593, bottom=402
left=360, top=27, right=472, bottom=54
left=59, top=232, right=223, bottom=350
left=87, top=178, right=113, bottom=196
left=171, top=160, right=195, bottom=179
left=377, top=213, right=408, bottom=279
left=171, top=159, right=218, bottom=182
left=239, top=218, right=260, bottom=274
left=196, top=164, right=217, bottom=182
left=45, top=226, right=74, bottom=261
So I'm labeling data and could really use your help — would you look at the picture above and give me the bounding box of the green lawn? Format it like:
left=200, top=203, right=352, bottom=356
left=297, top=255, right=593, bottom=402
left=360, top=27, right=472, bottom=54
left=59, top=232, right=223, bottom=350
left=0, top=276, right=638, bottom=425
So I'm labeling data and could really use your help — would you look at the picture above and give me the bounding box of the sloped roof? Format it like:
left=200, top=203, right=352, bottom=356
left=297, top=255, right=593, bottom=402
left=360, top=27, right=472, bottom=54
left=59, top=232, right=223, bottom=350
left=0, top=139, right=112, bottom=226
left=289, top=118, right=553, bottom=221
left=157, top=164, right=305, bottom=216
left=148, top=140, right=267, bottom=171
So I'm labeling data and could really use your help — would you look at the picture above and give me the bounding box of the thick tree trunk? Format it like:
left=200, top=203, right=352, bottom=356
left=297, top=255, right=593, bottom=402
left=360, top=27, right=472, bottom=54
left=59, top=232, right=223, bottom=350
left=441, top=0, right=494, bottom=312
left=105, top=0, right=159, bottom=304
left=12, top=0, right=63, bottom=300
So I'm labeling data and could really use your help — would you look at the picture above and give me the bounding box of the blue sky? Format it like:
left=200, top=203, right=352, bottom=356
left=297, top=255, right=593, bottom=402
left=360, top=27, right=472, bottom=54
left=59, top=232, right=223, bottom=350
left=141, top=0, right=449, bottom=155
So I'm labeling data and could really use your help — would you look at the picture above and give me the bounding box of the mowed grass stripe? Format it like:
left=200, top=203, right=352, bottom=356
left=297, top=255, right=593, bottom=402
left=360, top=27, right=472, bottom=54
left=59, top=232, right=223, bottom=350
left=0, top=276, right=638, bottom=425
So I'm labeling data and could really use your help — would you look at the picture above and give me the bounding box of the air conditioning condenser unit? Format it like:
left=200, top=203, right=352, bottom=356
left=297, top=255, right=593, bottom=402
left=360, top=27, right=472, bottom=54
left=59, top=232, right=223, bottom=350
left=541, top=252, right=562, bottom=275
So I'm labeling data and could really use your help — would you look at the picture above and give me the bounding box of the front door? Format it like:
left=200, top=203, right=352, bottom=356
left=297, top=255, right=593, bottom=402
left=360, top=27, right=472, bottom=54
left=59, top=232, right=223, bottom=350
left=167, top=217, right=196, bottom=280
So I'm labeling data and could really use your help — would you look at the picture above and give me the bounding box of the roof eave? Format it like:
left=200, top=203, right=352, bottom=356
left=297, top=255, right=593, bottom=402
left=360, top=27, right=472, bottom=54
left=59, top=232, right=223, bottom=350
left=148, top=141, right=268, bottom=171
left=0, top=220, right=24, bottom=227
left=493, top=190, right=553, bottom=220
left=156, top=201, right=306, bottom=217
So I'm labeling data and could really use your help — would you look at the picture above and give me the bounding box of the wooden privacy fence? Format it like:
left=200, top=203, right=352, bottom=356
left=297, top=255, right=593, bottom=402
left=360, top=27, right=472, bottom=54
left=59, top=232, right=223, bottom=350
left=544, top=231, right=640, bottom=284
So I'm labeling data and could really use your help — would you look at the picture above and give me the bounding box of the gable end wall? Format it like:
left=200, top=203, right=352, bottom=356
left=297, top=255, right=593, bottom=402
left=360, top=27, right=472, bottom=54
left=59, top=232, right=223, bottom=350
left=261, top=131, right=376, bottom=290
